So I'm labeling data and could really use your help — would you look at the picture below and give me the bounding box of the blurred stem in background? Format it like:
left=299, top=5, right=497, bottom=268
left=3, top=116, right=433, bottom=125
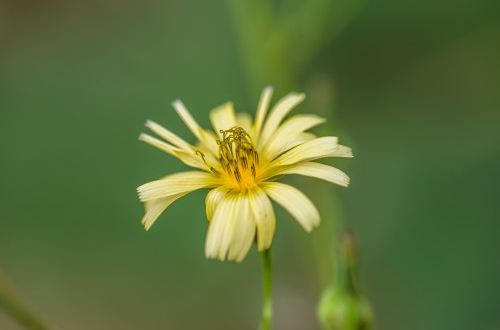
left=0, top=271, right=57, bottom=330
left=227, top=0, right=367, bottom=96
left=227, top=0, right=369, bottom=328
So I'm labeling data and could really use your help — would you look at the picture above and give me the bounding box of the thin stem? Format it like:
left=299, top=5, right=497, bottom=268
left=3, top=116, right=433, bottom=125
left=0, top=273, right=56, bottom=330
left=259, top=248, right=272, bottom=330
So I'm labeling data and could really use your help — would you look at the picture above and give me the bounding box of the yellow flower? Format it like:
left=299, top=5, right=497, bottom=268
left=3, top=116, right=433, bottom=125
left=137, top=87, right=352, bottom=262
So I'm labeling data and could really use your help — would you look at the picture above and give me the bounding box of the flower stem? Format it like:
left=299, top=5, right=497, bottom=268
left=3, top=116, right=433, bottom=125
left=259, top=248, right=272, bottom=330
left=0, top=272, right=56, bottom=330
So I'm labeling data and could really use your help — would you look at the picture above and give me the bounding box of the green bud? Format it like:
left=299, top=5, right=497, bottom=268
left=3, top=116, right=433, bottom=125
left=317, top=232, right=374, bottom=330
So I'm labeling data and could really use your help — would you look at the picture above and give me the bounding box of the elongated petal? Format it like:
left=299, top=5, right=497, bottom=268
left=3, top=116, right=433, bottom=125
left=252, top=86, right=273, bottom=142
left=248, top=187, right=276, bottom=251
left=137, top=171, right=219, bottom=202
left=205, top=194, right=236, bottom=260
left=139, top=133, right=209, bottom=170
left=227, top=195, right=256, bottom=262
left=205, top=186, right=230, bottom=221
left=274, top=162, right=350, bottom=187
left=145, top=120, right=192, bottom=150
left=172, top=100, right=219, bottom=157
left=210, top=102, right=237, bottom=139
left=259, top=92, right=305, bottom=150
left=261, top=114, right=325, bottom=160
left=271, top=136, right=353, bottom=167
left=262, top=182, right=320, bottom=232
left=141, top=192, right=188, bottom=230
left=172, top=100, right=205, bottom=141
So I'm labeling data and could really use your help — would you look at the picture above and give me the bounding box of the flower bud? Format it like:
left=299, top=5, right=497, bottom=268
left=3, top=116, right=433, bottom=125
left=317, top=231, right=374, bottom=330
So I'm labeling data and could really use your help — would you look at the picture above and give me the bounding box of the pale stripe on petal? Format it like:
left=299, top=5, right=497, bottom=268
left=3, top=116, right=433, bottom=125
left=262, top=182, right=320, bottom=232
left=259, top=92, right=305, bottom=150
left=137, top=171, right=219, bottom=202
left=271, top=136, right=343, bottom=167
left=205, top=194, right=237, bottom=261
left=252, top=86, right=273, bottom=142
left=275, top=162, right=350, bottom=187
left=210, top=102, right=237, bottom=139
left=248, top=187, right=276, bottom=251
left=205, top=186, right=230, bottom=221
left=141, top=192, right=188, bottom=230
left=228, top=195, right=256, bottom=262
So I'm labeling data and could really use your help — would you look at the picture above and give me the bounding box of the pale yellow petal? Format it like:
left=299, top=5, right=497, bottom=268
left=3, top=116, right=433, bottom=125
left=141, top=193, right=188, bottom=230
left=171, top=100, right=219, bottom=157
left=258, top=92, right=305, bottom=150
left=236, top=112, right=253, bottom=134
left=271, top=136, right=354, bottom=167
left=139, top=133, right=208, bottom=170
left=145, top=120, right=192, bottom=150
left=205, top=186, right=230, bottom=221
left=274, top=162, right=350, bottom=187
left=172, top=100, right=204, bottom=141
left=248, top=186, right=276, bottom=251
left=262, top=182, right=320, bottom=232
left=197, top=130, right=220, bottom=159
left=205, top=194, right=237, bottom=261
left=227, top=195, right=256, bottom=262
left=139, top=133, right=180, bottom=157
left=137, top=171, right=219, bottom=202
left=210, top=102, right=237, bottom=139
left=252, top=86, right=273, bottom=142
left=261, top=114, right=325, bottom=160
left=205, top=192, right=257, bottom=262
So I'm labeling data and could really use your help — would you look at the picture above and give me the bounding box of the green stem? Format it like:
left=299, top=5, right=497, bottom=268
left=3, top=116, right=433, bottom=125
left=259, top=248, right=272, bottom=330
left=0, top=273, right=56, bottom=330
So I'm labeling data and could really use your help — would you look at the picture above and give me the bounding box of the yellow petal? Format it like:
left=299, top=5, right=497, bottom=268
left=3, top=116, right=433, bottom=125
left=139, top=133, right=207, bottom=170
left=258, top=92, right=305, bottom=150
left=209, top=102, right=237, bottom=139
left=236, top=112, right=253, bottom=134
left=172, top=100, right=219, bottom=157
left=271, top=136, right=354, bottom=167
left=227, top=194, right=256, bottom=262
left=141, top=193, right=188, bottom=230
left=252, top=86, right=273, bottom=142
left=262, top=182, right=320, bottom=232
left=248, top=186, right=276, bottom=251
left=205, top=186, right=230, bottom=221
left=205, top=194, right=236, bottom=260
left=205, top=192, right=257, bottom=262
left=275, top=162, right=350, bottom=187
left=172, top=100, right=205, bottom=141
left=261, top=114, right=325, bottom=160
left=145, top=120, right=192, bottom=150
left=137, top=171, right=219, bottom=202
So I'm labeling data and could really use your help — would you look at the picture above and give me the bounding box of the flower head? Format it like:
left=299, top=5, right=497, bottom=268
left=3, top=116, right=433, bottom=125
left=137, top=87, right=352, bottom=262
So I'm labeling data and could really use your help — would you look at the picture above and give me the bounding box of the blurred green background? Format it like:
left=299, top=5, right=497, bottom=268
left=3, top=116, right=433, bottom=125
left=1, top=0, right=499, bottom=329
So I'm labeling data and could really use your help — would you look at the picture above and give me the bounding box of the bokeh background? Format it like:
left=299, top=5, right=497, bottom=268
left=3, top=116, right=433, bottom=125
left=1, top=0, right=499, bottom=329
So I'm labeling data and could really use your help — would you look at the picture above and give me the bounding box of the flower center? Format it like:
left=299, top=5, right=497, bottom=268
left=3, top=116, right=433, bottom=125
left=217, top=127, right=259, bottom=190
